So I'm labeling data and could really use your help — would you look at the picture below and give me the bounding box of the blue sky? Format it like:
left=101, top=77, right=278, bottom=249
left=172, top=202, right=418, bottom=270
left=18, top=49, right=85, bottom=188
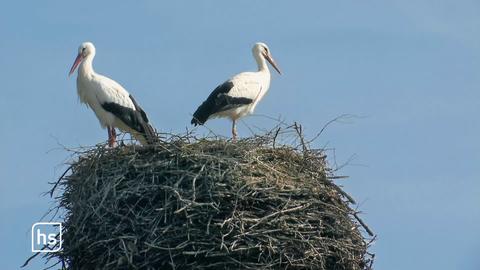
left=1, top=1, right=479, bottom=269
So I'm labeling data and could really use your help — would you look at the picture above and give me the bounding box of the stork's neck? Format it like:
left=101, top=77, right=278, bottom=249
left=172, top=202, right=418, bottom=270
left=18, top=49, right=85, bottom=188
left=79, top=54, right=95, bottom=77
left=254, top=54, right=270, bottom=73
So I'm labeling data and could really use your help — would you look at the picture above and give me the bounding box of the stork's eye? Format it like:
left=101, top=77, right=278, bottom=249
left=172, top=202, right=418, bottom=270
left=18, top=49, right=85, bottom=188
left=263, top=47, right=269, bottom=54
left=82, top=47, right=86, bottom=52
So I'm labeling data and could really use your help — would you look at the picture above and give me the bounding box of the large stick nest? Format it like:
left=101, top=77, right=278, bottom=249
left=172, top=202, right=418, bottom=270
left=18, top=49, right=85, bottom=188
left=48, top=125, right=374, bottom=269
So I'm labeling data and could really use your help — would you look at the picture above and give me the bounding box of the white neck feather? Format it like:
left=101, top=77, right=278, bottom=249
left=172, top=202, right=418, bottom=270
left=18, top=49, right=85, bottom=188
left=254, top=53, right=269, bottom=73
left=79, top=54, right=95, bottom=78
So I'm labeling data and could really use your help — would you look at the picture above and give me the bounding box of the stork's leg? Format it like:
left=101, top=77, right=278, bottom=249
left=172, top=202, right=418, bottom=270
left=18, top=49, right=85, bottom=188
left=232, top=120, right=238, bottom=142
left=107, top=127, right=116, bottom=147
left=107, top=127, right=111, bottom=146
left=111, top=128, right=117, bottom=146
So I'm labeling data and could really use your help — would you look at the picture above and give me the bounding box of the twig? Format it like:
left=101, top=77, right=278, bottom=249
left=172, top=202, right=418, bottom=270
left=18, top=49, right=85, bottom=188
left=49, top=165, right=72, bottom=197
left=354, top=212, right=374, bottom=236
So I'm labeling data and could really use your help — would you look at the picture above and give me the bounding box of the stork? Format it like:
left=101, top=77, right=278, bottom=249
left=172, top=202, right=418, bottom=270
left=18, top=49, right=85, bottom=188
left=191, top=42, right=281, bottom=141
left=69, top=42, right=157, bottom=147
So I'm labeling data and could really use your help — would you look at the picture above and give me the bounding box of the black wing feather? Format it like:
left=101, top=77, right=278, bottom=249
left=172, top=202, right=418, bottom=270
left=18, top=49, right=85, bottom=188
left=128, top=95, right=157, bottom=144
left=101, top=95, right=157, bottom=145
left=191, top=81, right=253, bottom=125
left=129, top=95, right=149, bottom=123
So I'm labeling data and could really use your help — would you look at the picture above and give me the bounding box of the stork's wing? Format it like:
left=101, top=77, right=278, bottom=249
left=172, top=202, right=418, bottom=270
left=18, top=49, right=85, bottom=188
left=95, top=75, right=137, bottom=110
left=191, top=75, right=259, bottom=125
left=225, top=72, right=263, bottom=100
left=101, top=101, right=146, bottom=134
left=95, top=76, right=157, bottom=144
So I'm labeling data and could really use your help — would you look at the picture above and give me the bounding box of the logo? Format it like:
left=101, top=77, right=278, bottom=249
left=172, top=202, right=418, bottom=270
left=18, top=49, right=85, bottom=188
left=31, top=222, right=62, bottom=253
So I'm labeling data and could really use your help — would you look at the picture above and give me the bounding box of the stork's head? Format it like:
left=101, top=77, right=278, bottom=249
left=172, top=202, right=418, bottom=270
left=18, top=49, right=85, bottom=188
left=253, top=42, right=281, bottom=74
left=69, top=42, right=96, bottom=76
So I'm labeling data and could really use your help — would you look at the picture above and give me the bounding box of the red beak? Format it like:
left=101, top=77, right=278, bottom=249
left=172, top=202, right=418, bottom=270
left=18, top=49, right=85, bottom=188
left=68, top=53, right=83, bottom=76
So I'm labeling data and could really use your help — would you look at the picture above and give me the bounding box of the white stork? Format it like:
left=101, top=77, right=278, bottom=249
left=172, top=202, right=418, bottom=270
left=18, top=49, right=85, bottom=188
left=68, top=42, right=156, bottom=147
left=191, top=42, right=281, bottom=141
